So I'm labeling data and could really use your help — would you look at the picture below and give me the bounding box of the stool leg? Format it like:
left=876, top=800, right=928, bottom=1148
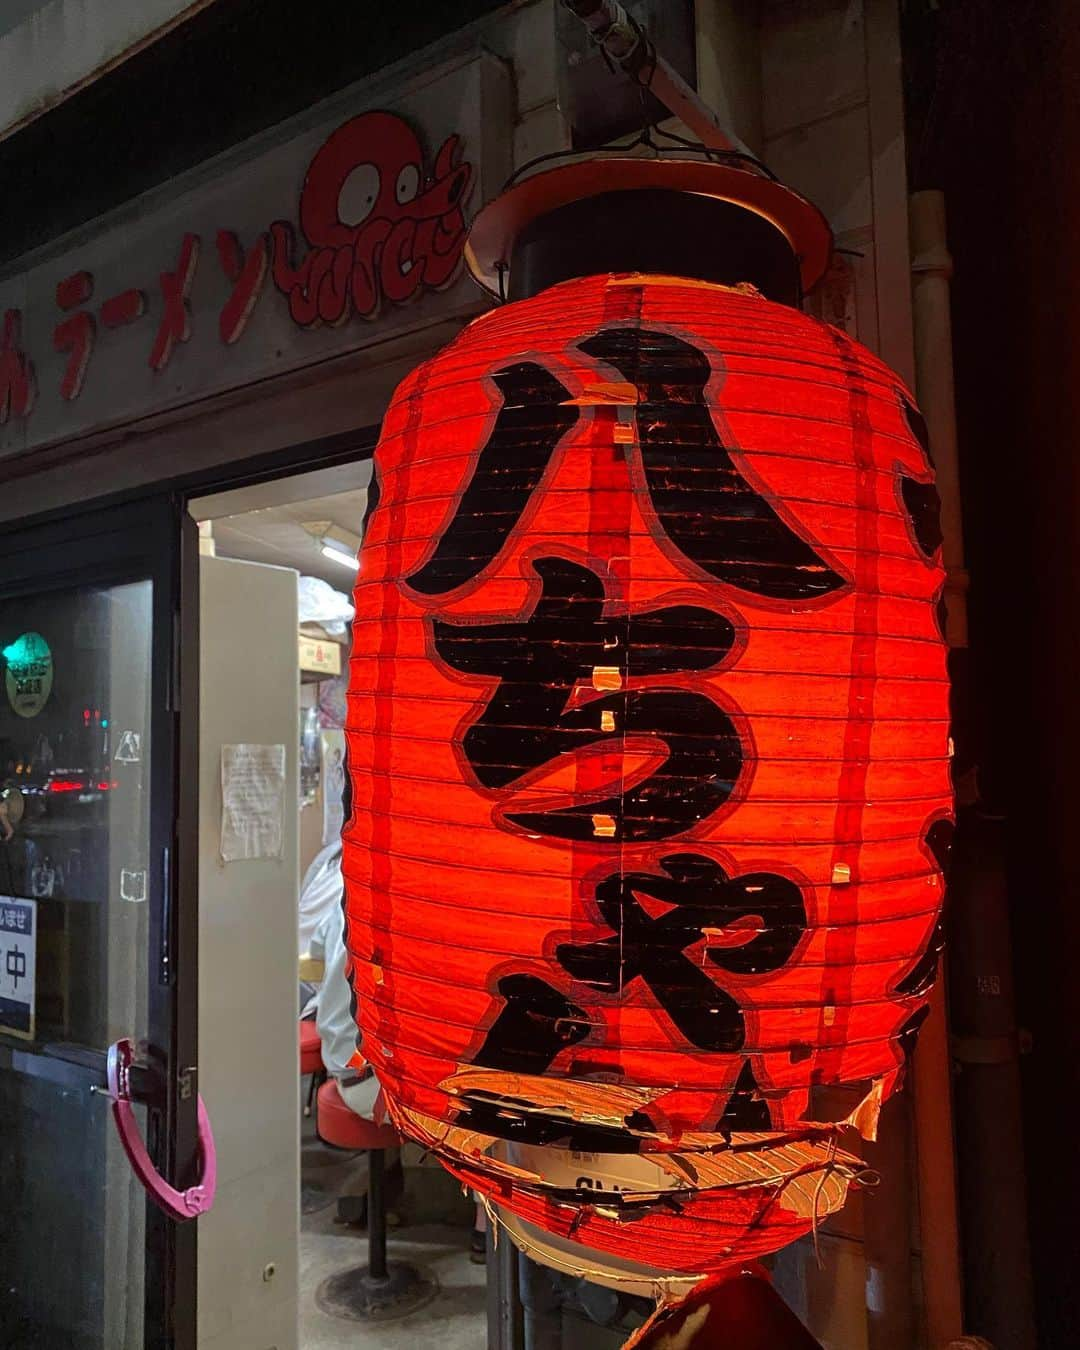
left=368, top=1148, right=388, bottom=1280
left=316, top=1143, right=437, bottom=1321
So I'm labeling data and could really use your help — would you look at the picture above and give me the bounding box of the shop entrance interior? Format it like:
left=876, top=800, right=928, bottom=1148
left=188, top=465, right=485, bottom=1350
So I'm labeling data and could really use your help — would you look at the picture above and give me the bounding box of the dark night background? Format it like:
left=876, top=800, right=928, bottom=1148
left=906, top=1, right=1080, bottom=1343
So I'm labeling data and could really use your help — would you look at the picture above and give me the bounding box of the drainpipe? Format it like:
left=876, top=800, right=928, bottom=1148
left=910, top=974, right=964, bottom=1347
left=908, top=189, right=967, bottom=1350
left=946, top=809, right=1035, bottom=1349
left=861, top=1096, right=915, bottom=1350
left=909, top=190, right=1036, bottom=1349
left=560, top=0, right=753, bottom=157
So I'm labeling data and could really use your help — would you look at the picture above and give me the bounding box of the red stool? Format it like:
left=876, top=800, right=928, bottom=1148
left=314, top=1078, right=436, bottom=1320
left=299, top=1018, right=325, bottom=1116
left=629, top=1272, right=825, bottom=1349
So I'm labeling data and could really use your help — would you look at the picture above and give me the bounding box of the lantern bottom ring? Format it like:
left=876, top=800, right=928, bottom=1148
left=492, top=1200, right=704, bottom=1300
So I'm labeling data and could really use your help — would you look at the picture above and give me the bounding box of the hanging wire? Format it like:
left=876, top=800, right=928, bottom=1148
left=633, top=11, right=659, bottom=144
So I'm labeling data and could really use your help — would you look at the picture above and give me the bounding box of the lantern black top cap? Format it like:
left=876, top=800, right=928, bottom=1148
left=465, top=155, right=833, bottom=305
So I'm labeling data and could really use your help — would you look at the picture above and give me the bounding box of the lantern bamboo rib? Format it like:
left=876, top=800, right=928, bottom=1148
left=343, top=728, right=950, bottom=760
left=341, top=882, right=947, bottom=929
left=350, top=1027, right=933, bottom=1096
left=343, top=837, right=949, bottom=882
left=345, top=926, right=945, bottom=976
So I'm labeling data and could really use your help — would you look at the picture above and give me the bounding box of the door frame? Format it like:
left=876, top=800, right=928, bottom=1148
left=0, top=493, right=194, bottom=1350
left=1, top=420, right=378, bottom=1349
left=173, top=425, right=378, bottom=1348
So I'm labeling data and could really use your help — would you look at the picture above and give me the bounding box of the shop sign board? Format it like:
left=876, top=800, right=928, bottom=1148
left=0, top=896, right=36, bottom=1039
left=299, top=635, right=342, bottom=677
left=3, top=630, right=54, bottom=718
left=0, top=49, right=511, bottom=460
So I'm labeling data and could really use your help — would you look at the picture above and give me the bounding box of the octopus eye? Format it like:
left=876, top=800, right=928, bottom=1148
left=396, top=163, right=420, bottom=205
left=338, top=162, right=380, bottom=227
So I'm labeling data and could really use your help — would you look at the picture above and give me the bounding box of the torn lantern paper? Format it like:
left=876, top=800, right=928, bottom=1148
left=220, top=743, right=286, bottom=862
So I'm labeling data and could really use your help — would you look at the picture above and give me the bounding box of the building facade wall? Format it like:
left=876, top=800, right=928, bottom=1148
left=0, top=0, right=214, bottom=141
left=0, top=4, right=926, bottom=1346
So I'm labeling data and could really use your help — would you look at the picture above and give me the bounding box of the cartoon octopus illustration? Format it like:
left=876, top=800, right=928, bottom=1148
left=271, top=111, right=474, bottom=328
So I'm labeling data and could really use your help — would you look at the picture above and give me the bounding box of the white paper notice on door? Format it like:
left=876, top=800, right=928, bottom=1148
left=220, top=744, right=286, bottom=862
left=321, top=729, right=346, bottom=846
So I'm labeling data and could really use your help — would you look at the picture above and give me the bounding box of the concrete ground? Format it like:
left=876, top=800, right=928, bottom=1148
left=299, top=1107, right=485, bottom=1350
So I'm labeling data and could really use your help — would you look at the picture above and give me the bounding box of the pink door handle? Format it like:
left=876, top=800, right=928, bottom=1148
left=105, top=1038, right=217, bottom=1221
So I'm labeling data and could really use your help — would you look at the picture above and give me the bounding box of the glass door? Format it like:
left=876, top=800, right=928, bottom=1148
left=0, top=497, right=196, bottom=1350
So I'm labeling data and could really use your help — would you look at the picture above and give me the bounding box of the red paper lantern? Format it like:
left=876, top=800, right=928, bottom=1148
left=344, top=267, right=951, bottom=1287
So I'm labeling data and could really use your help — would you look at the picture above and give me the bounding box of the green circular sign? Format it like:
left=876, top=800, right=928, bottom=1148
left=1, top=785, right=25, bottom=829
left=3, top=632, right=54, bottom=719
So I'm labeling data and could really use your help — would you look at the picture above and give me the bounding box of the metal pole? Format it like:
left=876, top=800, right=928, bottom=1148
left=910, top=979, right=964, bottom=1345
left=908, top=189, right=967, bottom=1349
left=862, top=1096, right=915, bottom=1350
left=486, top=1221, right=524, bottom=1350
left=561, top=0, right=753, bottom=157
left=909, top=190, right=1036, bottom=1349
left=948, top=812, right=1036, bottom=1348
left=368, top=1148, right=388, bottom=1281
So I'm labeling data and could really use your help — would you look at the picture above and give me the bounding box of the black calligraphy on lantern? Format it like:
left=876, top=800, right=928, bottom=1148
left=558, top=855, right=807, bottom=1051
left=406, top=326, right=841, bottom=1132
left=470, top=855, right=806, bottom=1070
left=577, top=327, right=848, bottom=599
left=410, top=332, right=848, bottom=603
left=408, top=363, right=577, bottom=596
left=434, top=556, right=741, bottom=842
left=896, top=392, right=944, bottom=560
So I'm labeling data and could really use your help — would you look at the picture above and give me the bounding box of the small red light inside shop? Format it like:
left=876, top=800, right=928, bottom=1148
left=343, top=157, right=952, bottom=1336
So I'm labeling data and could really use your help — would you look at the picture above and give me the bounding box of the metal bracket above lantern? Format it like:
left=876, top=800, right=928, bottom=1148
left=465, top=150, right=833, bottom=305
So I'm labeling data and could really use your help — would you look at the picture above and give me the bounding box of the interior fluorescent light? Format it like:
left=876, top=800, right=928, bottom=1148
left=321, top=542, right=360, bottom=571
